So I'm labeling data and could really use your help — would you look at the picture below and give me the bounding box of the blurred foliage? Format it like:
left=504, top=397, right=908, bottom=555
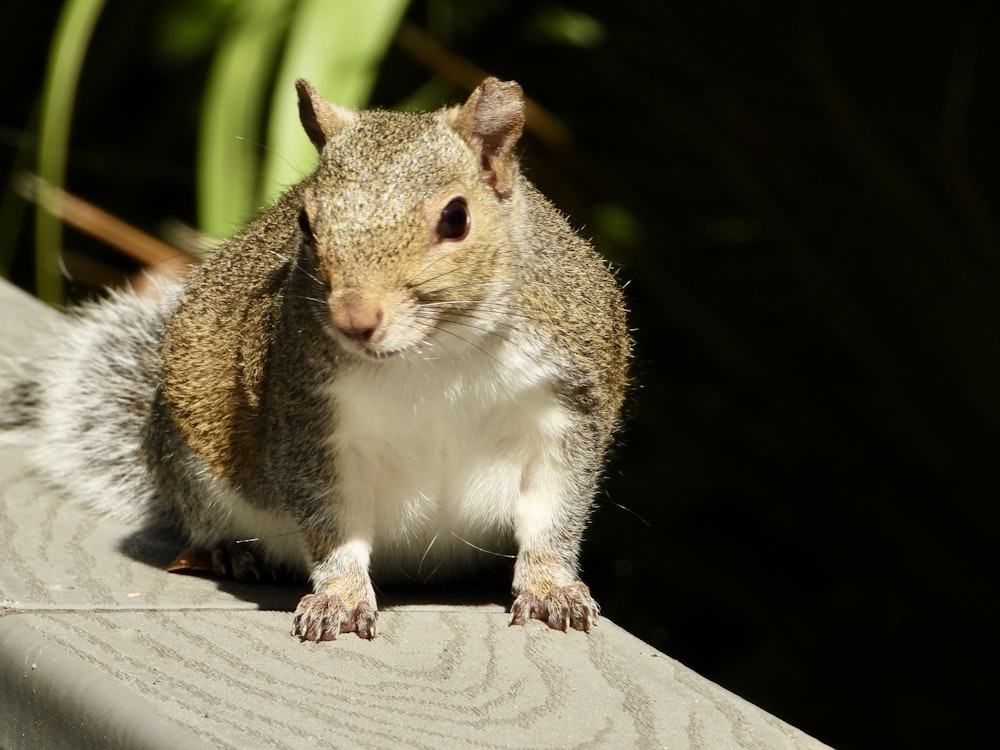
left=32, top=0, right=104, bottom=306
left=27, top=0, right=408, bottom=299
left=2, top=2, right=1000, bottom=749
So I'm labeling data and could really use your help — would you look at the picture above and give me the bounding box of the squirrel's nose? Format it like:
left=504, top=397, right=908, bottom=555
left=331, top=297, right=384, bottom=343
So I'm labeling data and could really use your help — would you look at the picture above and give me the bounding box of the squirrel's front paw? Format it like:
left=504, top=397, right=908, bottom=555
left=509, top=581, right=600, bottom=632
left=291, top=592, right=378, bottom=641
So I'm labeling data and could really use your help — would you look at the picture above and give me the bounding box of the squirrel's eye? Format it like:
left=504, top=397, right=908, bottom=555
left=437, top=198, right=470, bottom=241
left=298, top=208, right=315, bottom=244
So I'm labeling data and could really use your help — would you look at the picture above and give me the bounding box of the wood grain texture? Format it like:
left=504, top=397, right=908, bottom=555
left=0, top=278, right=833, bottom=749
left=1, top=609, right=830, bottom=750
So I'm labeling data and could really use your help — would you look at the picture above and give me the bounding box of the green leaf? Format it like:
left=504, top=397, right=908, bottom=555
left=35, top=0, right=106, bottom=306
left=197, top=0, right=295, bottom=240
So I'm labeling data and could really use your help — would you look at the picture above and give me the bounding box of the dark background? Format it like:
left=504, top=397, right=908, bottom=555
left=3, top=2, right=999, bottom=748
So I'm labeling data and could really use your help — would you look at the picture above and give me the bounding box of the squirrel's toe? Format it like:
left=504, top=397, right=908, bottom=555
left=291, top=592, right=377, bottom=641
left=510, top=581, right=599, bottom=633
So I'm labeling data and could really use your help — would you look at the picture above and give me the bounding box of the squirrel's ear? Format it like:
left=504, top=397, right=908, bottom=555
left=296, top=79, right=354, bottom=151
left=451, top=78, right=525, bottom=197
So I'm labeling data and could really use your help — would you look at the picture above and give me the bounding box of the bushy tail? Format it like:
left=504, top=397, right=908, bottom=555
left=0, top=335, right=49, bottom=432
left=8, top=283, right=182, bottom=524
left=0, top=378, right=41, bottom=429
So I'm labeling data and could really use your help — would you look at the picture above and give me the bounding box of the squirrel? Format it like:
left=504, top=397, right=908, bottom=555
left=4, top=77, right=631, bottom=640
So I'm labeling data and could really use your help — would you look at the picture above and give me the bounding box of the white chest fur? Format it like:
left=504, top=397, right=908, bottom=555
left=324, top=338, right=573, bottom=579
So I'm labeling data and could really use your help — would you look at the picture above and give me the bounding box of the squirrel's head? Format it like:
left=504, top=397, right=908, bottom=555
left=291, top=78, right=527, bottom=362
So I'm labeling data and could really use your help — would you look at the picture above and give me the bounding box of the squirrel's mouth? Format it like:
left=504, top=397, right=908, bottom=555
left=332, top=335, right=403, bottom=361
left=360, top=346, right=401, bottom=360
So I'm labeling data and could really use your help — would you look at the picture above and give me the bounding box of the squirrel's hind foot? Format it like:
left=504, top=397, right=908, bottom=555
left=209, top=542, right=262, bottom=581
left=166, top=542, right=282, bottom=582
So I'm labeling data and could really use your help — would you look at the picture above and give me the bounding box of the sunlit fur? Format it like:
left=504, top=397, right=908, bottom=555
left=1, top=78, right=631, bottom=640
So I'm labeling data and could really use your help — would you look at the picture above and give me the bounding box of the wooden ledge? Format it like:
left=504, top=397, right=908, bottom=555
left=0, top=278, right=832, bottom=749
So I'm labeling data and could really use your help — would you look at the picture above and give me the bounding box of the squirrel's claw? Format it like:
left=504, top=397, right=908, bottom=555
left=509, top=582, right=599, bottom=633
left=292, top=592, right=377, bottom=641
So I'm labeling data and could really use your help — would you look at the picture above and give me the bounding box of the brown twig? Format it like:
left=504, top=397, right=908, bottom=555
left=395, top=22, right=573, bottom=150
left=15, top=172, right=198, bottom=279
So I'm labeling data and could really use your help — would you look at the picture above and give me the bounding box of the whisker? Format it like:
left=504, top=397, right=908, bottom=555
left=288, top=294, right=328, bottom=306
left=233, top=530, right=301, bottom=544
left=416, top=302, right=542, bottom=322
left=432, top=326, right=503, bottom=363
left=601, top=491, right=652, bottom=526
left=421, top=557, right=446, bottom=583
left=417, top=531, right=440, bottom=574
left=420, top=314, right=515, bottom=344
left=259, top=246, right=330, bottom=291
left=290, top=261, right=328, bottom=290
left=449, top=532, right=516, bottom=559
